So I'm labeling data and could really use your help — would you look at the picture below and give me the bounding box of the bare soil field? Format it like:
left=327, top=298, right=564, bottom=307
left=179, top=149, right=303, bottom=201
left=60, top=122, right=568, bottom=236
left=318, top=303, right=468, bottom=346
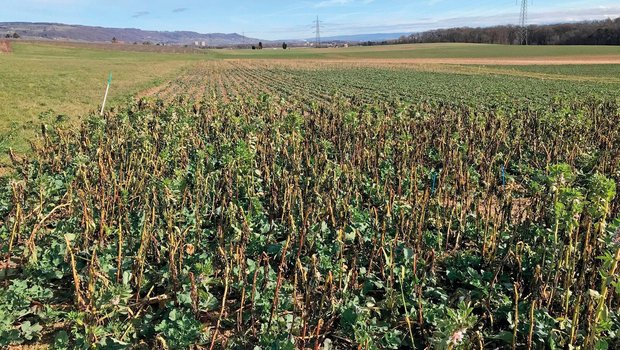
left=388, top=56, right=620, bottom=65
left=255, top=55, right=620, bottom=66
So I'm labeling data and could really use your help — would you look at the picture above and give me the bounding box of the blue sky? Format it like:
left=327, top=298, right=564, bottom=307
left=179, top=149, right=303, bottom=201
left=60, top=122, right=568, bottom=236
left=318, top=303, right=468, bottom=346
left=2, top=0, right=620, bottom=40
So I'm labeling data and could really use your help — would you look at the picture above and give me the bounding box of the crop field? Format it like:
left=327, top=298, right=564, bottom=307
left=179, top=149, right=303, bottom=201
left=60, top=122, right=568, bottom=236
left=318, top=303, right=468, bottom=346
left=0, top=42, right=203, bottom=159
left=209, top=43, right=620, bottom=60
left=141, top=60, right=620, bottom=105
left=1, top=42, right=620, bottom=349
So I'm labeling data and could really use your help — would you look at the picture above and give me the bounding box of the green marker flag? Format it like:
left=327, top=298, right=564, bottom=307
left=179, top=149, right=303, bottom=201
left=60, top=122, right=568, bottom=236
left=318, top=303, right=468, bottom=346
left=100, top=72, right=112, bottom=116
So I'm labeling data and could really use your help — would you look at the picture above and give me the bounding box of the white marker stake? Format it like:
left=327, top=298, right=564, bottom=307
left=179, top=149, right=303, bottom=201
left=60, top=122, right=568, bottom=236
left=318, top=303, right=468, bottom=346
left=100, top=73, right=112, bottom=116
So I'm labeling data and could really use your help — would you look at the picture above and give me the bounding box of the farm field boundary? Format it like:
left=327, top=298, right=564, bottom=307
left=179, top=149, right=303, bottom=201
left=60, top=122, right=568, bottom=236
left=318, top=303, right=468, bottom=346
left=211, top=43, right=620, bottom=60
left=241, top=56, right=620, bottom=66
left=224, top=58, right=620, bottom=83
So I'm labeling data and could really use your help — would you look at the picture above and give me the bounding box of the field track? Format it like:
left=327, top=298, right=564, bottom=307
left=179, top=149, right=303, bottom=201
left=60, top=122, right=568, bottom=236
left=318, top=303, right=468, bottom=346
left=249, top=55, right=620, bottom=66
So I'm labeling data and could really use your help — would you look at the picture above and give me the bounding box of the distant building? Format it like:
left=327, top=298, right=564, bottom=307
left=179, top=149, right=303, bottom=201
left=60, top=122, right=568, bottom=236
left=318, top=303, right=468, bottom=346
left=194, top=41, right=199, bottom=46
left=201, top=41, right=206, bottom=47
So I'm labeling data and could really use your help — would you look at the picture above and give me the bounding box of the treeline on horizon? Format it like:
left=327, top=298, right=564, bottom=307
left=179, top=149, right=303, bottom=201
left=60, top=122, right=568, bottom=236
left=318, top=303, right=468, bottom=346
left=363, top=17, right=620, bottom=46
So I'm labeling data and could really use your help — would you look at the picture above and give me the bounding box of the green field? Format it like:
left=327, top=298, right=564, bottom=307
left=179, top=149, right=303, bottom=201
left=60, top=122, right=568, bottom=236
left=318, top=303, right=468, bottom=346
left=0, top=43, right=202, bottom=155
left=1, top=42, right=619, bottom=159
left=1, top=42, right=618, bottom=138
left=497, top=64, right=620, bottom=78
left=1, top=41, right=620, bottom=349
left=210, top=43, right=620, bottom=59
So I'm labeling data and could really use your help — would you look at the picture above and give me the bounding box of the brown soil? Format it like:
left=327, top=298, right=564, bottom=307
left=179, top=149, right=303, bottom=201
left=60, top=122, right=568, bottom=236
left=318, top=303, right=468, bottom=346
left=257, top=55, right=620, bottom=67
left=358, top=56, right=620, bottom=65
left=136, top=85, right=165, bottom=99
left=0, top=40, right=12, bottom=53
left=222, top=56, right=620, bottom=78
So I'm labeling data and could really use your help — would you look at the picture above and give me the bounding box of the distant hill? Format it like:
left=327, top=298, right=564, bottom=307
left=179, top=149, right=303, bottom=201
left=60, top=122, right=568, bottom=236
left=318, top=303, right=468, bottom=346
left=0, top=22, right=264, bottom=46
left=311, top=32, right=413, bottom=43
left=0, top=22, right=409, bottom=45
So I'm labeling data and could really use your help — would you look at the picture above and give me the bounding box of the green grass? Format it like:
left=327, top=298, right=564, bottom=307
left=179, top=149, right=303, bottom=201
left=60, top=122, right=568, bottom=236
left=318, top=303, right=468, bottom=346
left=1, top=41, right=618, bottom=162
left=211, top=43, right=620, bottom=59
left=0, top=42, right=204, bottom=156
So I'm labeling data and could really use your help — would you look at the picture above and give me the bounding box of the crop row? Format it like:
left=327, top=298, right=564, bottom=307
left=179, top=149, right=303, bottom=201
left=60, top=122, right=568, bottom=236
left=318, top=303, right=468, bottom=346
left=1, top=85, right=619, bottom=348
left=140, top=60, right=620, bottom=112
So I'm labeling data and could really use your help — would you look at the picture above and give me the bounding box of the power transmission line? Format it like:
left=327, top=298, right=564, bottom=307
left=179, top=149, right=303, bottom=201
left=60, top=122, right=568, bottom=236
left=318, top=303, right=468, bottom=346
left=517, top=0, right=531, bottom=45
left=313, top=16, right=322, bottom=48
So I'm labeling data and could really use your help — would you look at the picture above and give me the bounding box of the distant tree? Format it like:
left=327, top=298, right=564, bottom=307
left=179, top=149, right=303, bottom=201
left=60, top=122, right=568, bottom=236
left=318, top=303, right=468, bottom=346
left=258, top=42, right=263, bottom=50
left=282, top=42, right=287, bottom=50
left=4, top=34, right=10, bottom=38
left=12, top=33, right=20, bottom=39
left=133, top=41, right=138, bottom=45
left=368, top=17, right=620, bottom=46
left=111, top=37, right=118, bottom=44
left=252, top=45, right=256, bottom=50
